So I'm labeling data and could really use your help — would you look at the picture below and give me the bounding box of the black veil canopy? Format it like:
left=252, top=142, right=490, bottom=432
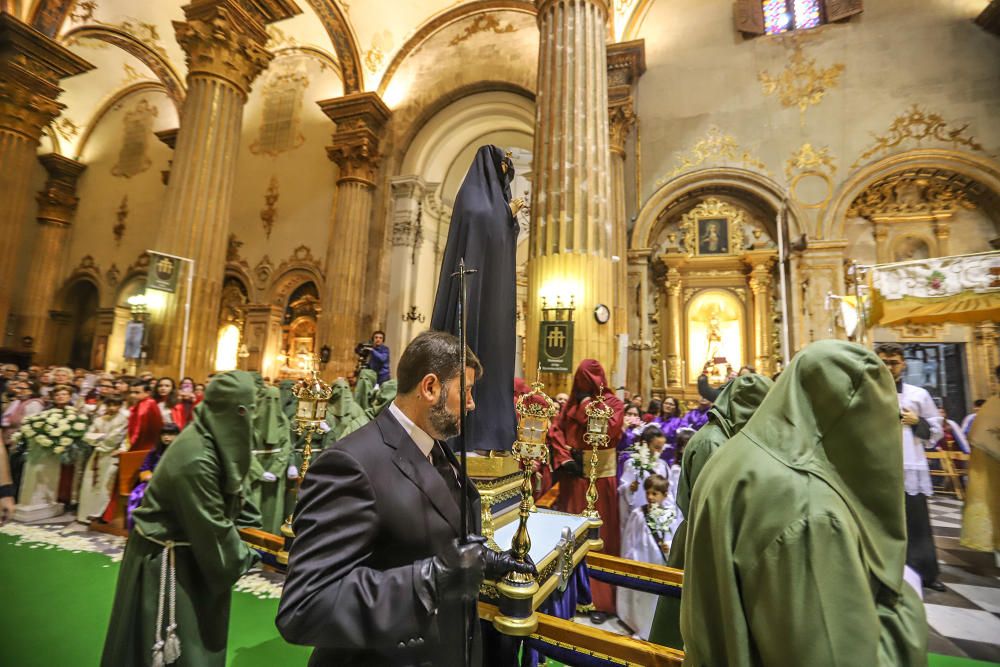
left=430, top=145, right=517, bottom=452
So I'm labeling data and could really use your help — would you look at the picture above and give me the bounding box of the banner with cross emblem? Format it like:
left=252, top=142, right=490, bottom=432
left=539, top=320, right=574, bottom=373
left=146, top=252, right=180, bottom=293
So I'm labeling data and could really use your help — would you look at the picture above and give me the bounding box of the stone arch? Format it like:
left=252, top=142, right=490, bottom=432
left=631, top=167, right=807, bottom=252
left=74, top=81, right=169, bottom=159
left=823, top=149, right=1000, bottom=241
left=62, top=24, right=186, bottom=109
left=267, top=266, right=324, bottom=308
left=301, top=0, right=363, bottom=93
left=377, top=1, right=537, bottom=98
left=53, top=275, right=101, bottom=369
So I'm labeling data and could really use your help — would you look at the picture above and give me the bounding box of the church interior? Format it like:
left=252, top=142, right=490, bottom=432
left=1, top=0, right=1000, bottom=665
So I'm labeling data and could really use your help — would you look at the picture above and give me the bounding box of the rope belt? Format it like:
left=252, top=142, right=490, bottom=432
left=135, top=525, right=190, bottom=666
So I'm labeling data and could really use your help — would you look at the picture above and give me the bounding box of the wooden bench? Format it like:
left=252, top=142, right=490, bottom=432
left=89, top=449, right=148, bottom=537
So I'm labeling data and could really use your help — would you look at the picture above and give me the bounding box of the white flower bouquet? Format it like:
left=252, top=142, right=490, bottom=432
left=645, top=504, right=677, bottom=542
left=627, top=442, right=656, bottom=477
left=11, top=407, right=92, bottom=464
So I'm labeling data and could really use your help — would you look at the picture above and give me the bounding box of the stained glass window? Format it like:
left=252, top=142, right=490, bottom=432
left=762, top=0, right=824, bottom=34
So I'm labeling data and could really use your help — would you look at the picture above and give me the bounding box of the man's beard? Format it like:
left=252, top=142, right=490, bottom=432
left=428, top=382, right=461, bottom=440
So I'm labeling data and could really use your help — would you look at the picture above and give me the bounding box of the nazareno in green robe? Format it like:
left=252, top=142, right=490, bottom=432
left=353, top=368, right=377, bottom=417
left=371, top=378, right=397, bottom=417
left=649, top=373, right=772, bottom=648
left=679, top=340, right=927, bottom=667
left=101, top=370, right=260, bottom=667
left=247, top=381, right=293, bottom=534
left=320, top=379, right=370, bottom=448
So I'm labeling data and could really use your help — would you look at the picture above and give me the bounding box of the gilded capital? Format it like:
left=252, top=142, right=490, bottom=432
left=0, top=14, right=93, bottom=141
left=319, top=92, right=391, bottom=186
left=174, top=0, right=302, bottom=96
left=36, top=153, right=86, bottom=226
left=608, top=98, right=636, bottom=155
left=537, top=0, right=610, bottom=20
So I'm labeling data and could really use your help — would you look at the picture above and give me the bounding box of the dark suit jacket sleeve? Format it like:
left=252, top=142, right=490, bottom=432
left=275, top=447, right=432, bottom=649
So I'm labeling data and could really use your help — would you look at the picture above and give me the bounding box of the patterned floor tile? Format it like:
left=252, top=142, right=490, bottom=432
left=923, top=605, right=1000, bottom=643
left=946, top=584, right=1000, bottom=613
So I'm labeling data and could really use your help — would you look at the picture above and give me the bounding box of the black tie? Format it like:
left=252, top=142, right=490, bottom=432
left=431, top=442, right=464, bottom=510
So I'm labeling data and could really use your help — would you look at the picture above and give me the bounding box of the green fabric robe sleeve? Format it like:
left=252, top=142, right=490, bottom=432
left=738, top=512, right=927, bottom=667
left=170, top=454, right=257, bottom=592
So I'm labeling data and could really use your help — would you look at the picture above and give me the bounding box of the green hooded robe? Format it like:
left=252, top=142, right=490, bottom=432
left=371, top=378, right=397, bottom=417
left=649, top=373, right=773, bottom=649
left=679, top=340, right=927, bottom=666
left=247, top=380, right=293, bottom=534
left=353, top=368, right=377, bottom=417
left=320, top=379, right=370, bottom=447
left=101, top=371, right=260, bottom=667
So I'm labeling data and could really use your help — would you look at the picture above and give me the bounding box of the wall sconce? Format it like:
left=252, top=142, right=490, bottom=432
left=401, top=305, right=426, bottom=323
left=127, top=293, right=148, bottom=321
left=237, top=343, right=250, bottom=359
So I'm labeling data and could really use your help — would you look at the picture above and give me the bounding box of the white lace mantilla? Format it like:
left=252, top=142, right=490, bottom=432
left=872, top=252, right=999, bottom=301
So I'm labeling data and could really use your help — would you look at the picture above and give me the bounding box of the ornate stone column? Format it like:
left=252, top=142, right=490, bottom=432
left=527, top=0, right=615, bottom=392
left=790, top=240, right=848, bottom=348
left=152, top=0, right=299, bottom=379
left=607, top=40, right=644, bottom=344
left=664, top=266, right=683, bottom=389
left=0, top=14, right=91, bottom=347
left=20, top=154, right=86, bottom=361
left=385, top=175, right=427, bottom=372
left=748, top=257, right=775, bottom=375
left=317, top=92, right=391, bottom=378
left=243, top=303, right=284, bottom=379
left=626, top=250, right=651, bottom=398
left=971, top=322, right=999, bottom=400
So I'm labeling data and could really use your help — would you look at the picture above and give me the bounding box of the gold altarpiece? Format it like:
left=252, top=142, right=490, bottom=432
left=651, top=198, right=778, bottom=400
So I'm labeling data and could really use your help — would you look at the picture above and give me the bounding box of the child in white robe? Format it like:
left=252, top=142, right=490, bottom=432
left=77, top=396, right=128, bottom=522
left=618, top=426, right=668, bottom=538
left=619, top=474, right=676, bottom=640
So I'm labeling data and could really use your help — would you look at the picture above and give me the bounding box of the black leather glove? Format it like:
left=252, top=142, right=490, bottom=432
left=559, top=448, right=586, bottom=478
left=427, top=536, right=485, bottom=604
left=483, top=548, right=537, bottom=581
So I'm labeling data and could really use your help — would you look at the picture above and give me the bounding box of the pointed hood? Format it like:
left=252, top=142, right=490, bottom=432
left=739, top=339, right=906, bottom=593
left=354, top=368, right=377, bottom=414
left=708, top=373, right=773, bottom=439
left=191, top=370, right=257, bottom=495
left=371, top=379, right=397, bottom=417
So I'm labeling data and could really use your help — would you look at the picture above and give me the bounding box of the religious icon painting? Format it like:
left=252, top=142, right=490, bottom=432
left=697, top=218, right=729, bottom=255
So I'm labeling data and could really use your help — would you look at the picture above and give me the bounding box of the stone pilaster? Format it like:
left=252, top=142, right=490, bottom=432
left=748, top=257, right=775, bottom=375
left=0, top=14, right=91, bottom=347
left=152, top=0, right=299, bottom=379
left=317, top=92, right=391, bottom=378
left=664, top=266, right=683, bottom=388
left=20, top=153, right=86, bottom=360
left=527, top=0, right=614, bottom=392
left=607, top=40, right=644, bottom=348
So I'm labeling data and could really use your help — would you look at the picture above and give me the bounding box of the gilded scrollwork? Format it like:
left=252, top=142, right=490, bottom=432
left=759, top=41, right=844, bottom=121
left=677, top=197, right=748, bottom=257
left=847, top=169, right=979, bottom=220
left=851, top=105, right=988, bottom=169
left=656, top=127, right=769, bottom=186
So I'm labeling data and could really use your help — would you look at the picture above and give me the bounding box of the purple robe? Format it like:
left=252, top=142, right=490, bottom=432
left=680, top=407, right=710, bottom=431
left=125, top=449, right=161, bottom=530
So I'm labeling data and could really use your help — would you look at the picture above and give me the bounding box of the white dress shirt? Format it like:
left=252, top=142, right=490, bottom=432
left=389, top=402, right=436, bottom=463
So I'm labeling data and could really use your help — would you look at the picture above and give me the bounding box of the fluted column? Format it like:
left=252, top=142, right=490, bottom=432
left=626, top=251, right=651, bottom=398
left=606, top=40, right=644, bottom=345
left=527, top=0, right=614, bottom=392
left=665, top=266, right=683, bottom=388
left=316, top=92, right=391, bottom=378
left=0, top=14, right=91, bottom=348
left=748, top=258, right=774, bottom=375
left=21, top=154, right=86, bottom=360
left=152, top=0, right=299, bottom=379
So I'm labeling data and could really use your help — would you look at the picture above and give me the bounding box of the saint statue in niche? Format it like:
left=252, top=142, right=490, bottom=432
left=698, top=218, right=729, bottom=255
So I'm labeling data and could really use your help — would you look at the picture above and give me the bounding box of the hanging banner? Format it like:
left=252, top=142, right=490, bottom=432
left=123, top=321, right=144, bottom=359
left=539, top=320, right=574, bottom=373
left=146, top=252, right=180, bottom=293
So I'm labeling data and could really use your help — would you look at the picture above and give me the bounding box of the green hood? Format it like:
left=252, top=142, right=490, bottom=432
left=192, top=370, right=257, bottom=495
left=739, top=339, right=906, bottom=593
left=708, top=373, right=774, bottom=440
left=354, top=369, right=377, bottom=413
left=278, top=380, right=297, bottom=419
left=254, top=384, right=291, bottom=450
left=371, top=379, right=397, bottom=417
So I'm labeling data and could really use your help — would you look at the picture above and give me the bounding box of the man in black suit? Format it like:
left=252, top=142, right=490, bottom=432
left=277, top=330, right=533, bottom=666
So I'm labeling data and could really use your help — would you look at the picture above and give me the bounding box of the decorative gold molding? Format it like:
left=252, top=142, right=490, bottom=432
left=759, top=41, right=843, bottom=122
left=449, top=13, right=517, bottom=46
left=112, top=195, right=128, bottom=245
left=36, top=153, right=86, bottom=227
left=785, top=143, right=835, bottom=181
left=656, top=127, right=769, bottom=185
left=847, top=169, right=979, bottom=221
left=608, top=99, right=636, bottom=156
left=852, top=105, right=988, bottom=169
left=260, top=176, right=280, bottom=238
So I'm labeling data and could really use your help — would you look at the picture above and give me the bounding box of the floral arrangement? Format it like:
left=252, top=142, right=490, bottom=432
left=627, top=442, right=656, bottom=477
left=11, top=407, right=92, bottom=464
left=646, top=504, right=677, bottom=542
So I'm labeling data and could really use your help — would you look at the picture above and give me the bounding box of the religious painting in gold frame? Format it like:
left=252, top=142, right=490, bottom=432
left=686, top=289, right=745, bottom=384
left=678, top=197, right=746, bottom=257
